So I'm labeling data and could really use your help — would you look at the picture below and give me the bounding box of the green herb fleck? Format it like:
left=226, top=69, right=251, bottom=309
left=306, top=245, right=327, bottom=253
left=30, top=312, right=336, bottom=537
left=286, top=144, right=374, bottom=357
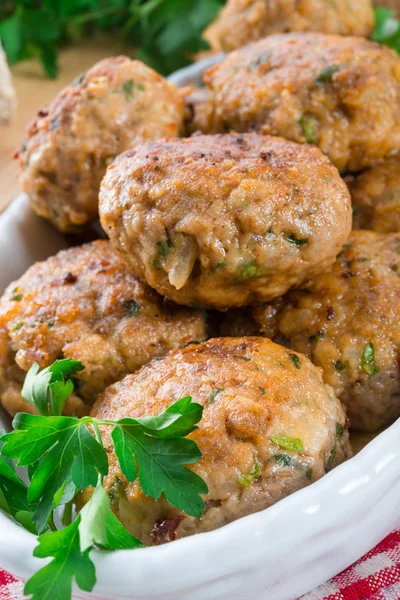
left=298, top=116, right=318, bottom=144
left=123, top=300, right=140, bottom=317
left=151, top=240, right=174, bottom=270
left=336, top=423, right=344, bottom=438
left=316, top=64, right=340, bottom=84
left=236, top=260, right=262, bottom=281
left=238, top=458, right=261, bottom=488
left=270, top=435, right=303, bottom=453
left=122, top=79, right=134, bottom=100
left=325, top=446, right=336, bottom=472
left=334, top=359, right=346, bottom=371
left=47, top=321, right=55, bottom=329
left=108, top=477, right=124, bottom=504
left=272, top=454, right=295, bottom=467
left=10, top=287, right=23, bottom=302
left=309, top=330, right=325, bottom=343
left=362, top=342, right=379, bottom=376
left=13, top=321, right=24, bottom=331
left=289, top=353, right=301, bottom=369
left=137, top=83, right=145, bottom=91
left=287, top=233, right=308, bottom=247
left=207, top=389, right=223, bottom=404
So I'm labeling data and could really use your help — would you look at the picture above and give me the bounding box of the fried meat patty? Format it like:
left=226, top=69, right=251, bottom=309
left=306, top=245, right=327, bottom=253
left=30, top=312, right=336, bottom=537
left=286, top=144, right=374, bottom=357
left=15, top=56, right=184, bottom=232
left=253, top=231, right=400, bottom=432
left=204, top=0, right=374, bottom=52
left=0, top=241, right=206, bottom=417
left=88, top=337, right=351, bottom=544
left=190, top=34, right=400, bottom=172
left=99, top=133, right=351, bottom=309
left=347, top=154, right=400, bottom=233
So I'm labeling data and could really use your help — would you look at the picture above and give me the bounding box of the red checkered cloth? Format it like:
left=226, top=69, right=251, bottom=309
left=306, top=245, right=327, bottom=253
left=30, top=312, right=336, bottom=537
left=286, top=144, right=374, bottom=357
left=2, top=531, right=400, bottom=599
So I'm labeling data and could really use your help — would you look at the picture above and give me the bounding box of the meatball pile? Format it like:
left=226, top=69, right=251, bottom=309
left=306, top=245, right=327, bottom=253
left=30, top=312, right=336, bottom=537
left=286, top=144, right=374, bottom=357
left=204, top=0, right=374, bottom=52
left=15, top=56, right=184, bottom=232
left=5, top=13, right=400, bottom=543
left=0, top=241, right=206, bottom=416
left=88, top=337, right=351, bottom=543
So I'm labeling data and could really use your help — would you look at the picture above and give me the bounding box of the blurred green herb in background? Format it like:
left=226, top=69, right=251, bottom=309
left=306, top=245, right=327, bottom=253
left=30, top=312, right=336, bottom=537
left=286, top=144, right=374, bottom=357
left=372, top=8, right=400, bottom=53
left=0, top=0, right=225, bottom=78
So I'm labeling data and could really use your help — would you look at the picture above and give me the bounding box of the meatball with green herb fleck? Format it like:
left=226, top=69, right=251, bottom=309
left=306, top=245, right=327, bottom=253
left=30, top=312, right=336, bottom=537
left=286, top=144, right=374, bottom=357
left=253, top=231, right=400, bottom=432
left=15, top=56, right=184, bottom=232
left=204, top=0, right=374, bottom=52
left=99, top=133, right=351, bottom=309
left=192, top=34, right=400, bottom=172
left=347, top=154, right=400, bottom=233
left=0, top=241, right=207, bottom=417
left=88, top=337, right=351, bottom=544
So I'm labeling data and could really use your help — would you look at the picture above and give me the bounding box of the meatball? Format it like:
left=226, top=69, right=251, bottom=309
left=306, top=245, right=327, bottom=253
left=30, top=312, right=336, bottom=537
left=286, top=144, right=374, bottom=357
left=15, top=56, right=184, bottom=232
left=99, top=133, right=351, bottom=310
left=0, top=241, right=206, bottom=417
left=347, top=154, right=400, bottom=233
left=204, top=0, right=374, bottom=52
left=193, top=34, right=400, bottom=172
left=253, top=231, right=400, bottom=432
left=89, top=337, right=351, bottom=544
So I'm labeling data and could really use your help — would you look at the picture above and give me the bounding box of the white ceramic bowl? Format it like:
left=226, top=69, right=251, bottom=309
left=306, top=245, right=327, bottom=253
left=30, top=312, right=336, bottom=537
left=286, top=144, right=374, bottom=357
left=1, top=60, right=400, bottom=600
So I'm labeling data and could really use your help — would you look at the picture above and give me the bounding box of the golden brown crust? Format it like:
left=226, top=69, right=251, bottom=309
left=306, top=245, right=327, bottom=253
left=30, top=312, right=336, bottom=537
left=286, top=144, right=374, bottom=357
left=253, top=231, right=400, bottom=432
left=192, top=34, right=400, bottom=172
left=16, top=57, right=184, bottom=232
left=204, top=0, right=374, bottom=52
left=90, top=337, right=351, bottom=543
left=347, top=154, right=400, bottom=233
left=99, top=132, right=351, bottom=309
left=0, top=241, right=206, bottom=417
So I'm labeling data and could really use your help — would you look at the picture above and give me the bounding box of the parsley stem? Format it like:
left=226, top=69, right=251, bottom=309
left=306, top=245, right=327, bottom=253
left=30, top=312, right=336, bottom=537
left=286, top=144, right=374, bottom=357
left=48, top=513, right=57, bottom=532
left=62, top=501, right=73, bottom=527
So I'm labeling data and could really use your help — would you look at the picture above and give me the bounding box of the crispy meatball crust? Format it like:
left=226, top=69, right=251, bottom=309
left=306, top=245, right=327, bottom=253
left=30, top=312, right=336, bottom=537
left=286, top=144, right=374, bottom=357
left=253, top=231, right=400, bottom=432
left=99, top=133, right=351, bottom=310
left=194, top=34, right=400, bottom=172
left=0, top=241, right=206, bottom=417
left=204, top=0, right=374, bottom=52
left=89, top=337, right=351, bottom=544
left=15, top=57, right=184, bottom=232
left=347, top=154, right=400, bottom=233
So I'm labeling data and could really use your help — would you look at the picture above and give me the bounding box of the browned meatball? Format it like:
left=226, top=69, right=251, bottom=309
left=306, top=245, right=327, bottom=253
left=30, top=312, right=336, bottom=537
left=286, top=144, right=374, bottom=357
left=347, top=154, right=400, bottom=233
left=253, top=231, right=400, bottom=432
left=192, top=34, right=400, bottom=172
left=204, top=0, right=374, bottom=52
left=0, top=241, right=207, bottom=417
left=88, top=337, right=351, bottom=544
left=100, top=133, right=351, bottom=310
left=374, top=1, right=400, bottom=15
left=15, top=57, right=184, bottom=232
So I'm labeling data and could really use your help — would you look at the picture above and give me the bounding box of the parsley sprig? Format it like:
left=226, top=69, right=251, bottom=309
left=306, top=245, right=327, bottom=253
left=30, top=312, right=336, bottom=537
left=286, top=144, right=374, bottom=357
left=372, top=8, right=400, bottom=54
left=0, top=359, right=207, bottom=600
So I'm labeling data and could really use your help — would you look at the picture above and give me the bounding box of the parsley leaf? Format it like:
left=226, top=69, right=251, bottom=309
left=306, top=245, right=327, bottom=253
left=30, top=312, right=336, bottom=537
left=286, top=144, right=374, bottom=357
left=112, top=397, right=208, bottom=518
left=24, top=519, right=96, bottom=600
left=22, top=359, right=84, bottom=416
left=2, top=414, right=108, bottom=532
left=372, top=8, right=400, bottom=54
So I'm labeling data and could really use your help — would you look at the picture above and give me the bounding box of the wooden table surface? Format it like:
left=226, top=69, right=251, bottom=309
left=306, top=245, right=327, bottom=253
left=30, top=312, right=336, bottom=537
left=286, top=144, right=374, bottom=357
left=0, top=39, right=123, bottom=213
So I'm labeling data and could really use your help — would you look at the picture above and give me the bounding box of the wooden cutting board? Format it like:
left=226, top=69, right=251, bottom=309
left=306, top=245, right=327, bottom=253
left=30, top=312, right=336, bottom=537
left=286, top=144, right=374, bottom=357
left=0, top=39, right=124, bottom=214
